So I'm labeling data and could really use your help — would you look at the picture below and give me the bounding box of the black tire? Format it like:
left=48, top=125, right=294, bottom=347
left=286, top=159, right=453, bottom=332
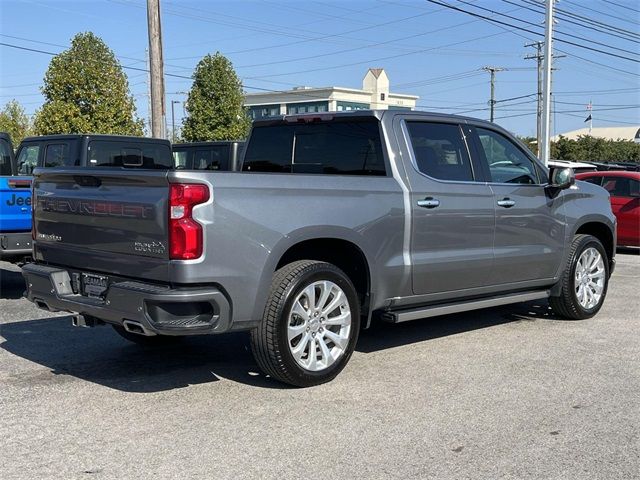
left=549, top=234, right=610, bottom=320
left=111, top=324, right=184, bottom=347
left=251, top=260, right=361, bottom=387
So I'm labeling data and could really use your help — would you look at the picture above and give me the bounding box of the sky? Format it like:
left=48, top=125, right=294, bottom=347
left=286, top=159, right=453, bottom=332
left=1, top=0, right=638, bottom=138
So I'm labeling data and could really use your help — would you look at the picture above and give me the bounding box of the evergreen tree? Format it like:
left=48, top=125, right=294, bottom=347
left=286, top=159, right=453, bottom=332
left=34, top=32, right=143, bottom=136
left=0, top=100, right=32, bottom=145
left=182, top=53, right=251, bottom=141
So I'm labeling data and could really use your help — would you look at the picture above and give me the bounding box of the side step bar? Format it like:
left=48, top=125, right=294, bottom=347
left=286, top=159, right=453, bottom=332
left=382, top=290, right=550, bottom=323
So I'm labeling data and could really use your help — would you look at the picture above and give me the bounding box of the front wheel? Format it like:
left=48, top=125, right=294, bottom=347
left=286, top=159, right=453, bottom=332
left=549, top=234, right=610, bottom=320
left=251, top=260, right=360, bottom=387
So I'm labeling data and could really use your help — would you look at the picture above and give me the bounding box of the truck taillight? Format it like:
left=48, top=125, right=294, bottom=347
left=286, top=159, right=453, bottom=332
left=169, top=183, right=210, bottom=260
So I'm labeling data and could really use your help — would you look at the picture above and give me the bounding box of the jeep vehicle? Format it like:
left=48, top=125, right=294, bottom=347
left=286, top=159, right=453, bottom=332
left=173, top=141, right=244, bottom=171
left=0, top=132, right=32, bottom=261
left=22, top=111, right=616, bottom=387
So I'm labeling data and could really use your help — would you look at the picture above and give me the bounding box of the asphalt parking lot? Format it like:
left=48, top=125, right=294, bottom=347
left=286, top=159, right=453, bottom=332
left=1, top=253, right=638, bottom=480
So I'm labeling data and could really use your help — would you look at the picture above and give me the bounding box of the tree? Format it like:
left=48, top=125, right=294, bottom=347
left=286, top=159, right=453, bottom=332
left=0, top=100, right=32, bottom=145
left=33, top=32, right=143, bottom=136
left=182, top=53, right=251, bottom=141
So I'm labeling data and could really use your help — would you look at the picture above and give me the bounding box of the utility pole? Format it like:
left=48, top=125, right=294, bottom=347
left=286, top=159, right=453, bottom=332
left=525, top=42, right=543, bottom=151
left=171, top=100, right=181, bottom=142
left=540, top=0, right=555, bottom=166
left=145, top=47, right=152, bottom=136
left=147, top=0, right=166, bottom=139
left=483, top=66, right=504, bottom=123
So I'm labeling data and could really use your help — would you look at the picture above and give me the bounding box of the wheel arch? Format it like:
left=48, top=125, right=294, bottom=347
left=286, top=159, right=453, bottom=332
left=253, top=229, right=375, bottom=328
left=574, top=220, right=615, bottom=270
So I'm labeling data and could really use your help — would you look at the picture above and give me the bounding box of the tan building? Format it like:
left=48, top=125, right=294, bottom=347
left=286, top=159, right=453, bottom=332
left=244, top=68, right=418, bottom=120
left=552, top=126, right=640, bottom=142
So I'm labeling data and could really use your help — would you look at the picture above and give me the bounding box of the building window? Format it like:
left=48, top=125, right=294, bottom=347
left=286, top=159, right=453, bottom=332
left=380, top=93, right=386, bottom=101
left=336, top=101, right=369, bottom=111
left=286, top=102, right=329, bottom=115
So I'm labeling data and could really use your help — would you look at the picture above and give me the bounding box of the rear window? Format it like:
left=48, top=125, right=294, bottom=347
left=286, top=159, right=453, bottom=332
left=88, top=141, right=172, bottom=169
left=0, top=138, right=12, bottom=175
left=243, top=120, right=386, bottom=176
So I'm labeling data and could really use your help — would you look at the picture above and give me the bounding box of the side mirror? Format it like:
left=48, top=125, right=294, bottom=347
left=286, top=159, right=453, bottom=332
left=548, top=167, right=575, bottom=190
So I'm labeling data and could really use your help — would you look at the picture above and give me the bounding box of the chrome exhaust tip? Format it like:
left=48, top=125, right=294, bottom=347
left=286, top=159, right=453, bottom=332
left=122, top=320, right=155, bottom=336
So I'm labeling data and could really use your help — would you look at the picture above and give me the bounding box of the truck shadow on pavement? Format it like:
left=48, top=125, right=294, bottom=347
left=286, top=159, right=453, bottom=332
left=0, top=300, right=560, bottom=393
left=0, top=266, right=26, bottom=300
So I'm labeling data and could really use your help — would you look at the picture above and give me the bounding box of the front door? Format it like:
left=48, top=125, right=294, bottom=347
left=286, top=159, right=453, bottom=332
left=400, top=120, right=495, bottom=295
left=602, top=175, right=640, bottom=246
left=470, top=126, right=565, bottom=285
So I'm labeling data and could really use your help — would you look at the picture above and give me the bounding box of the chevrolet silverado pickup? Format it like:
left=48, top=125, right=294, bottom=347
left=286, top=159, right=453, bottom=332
left=22, top=111, right=616, bottom=387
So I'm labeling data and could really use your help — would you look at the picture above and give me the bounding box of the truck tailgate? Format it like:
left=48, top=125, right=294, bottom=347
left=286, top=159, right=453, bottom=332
left=33, top=169, right=171, bottom=281
left=0, top=176, right=32, bottom=231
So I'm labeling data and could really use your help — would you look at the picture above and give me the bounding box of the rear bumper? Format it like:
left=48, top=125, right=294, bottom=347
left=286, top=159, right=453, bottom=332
left=22, top=263, right=232, bottom=336
left=0, top=231, right=32, bottom=258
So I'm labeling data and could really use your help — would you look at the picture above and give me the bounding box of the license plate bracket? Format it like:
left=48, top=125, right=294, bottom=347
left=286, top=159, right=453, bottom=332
left=82, top=273, right=109, bottom=298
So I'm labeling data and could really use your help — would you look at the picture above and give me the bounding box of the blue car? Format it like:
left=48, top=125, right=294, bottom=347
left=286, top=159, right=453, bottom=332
left=0, top=132, right=32, bottom=261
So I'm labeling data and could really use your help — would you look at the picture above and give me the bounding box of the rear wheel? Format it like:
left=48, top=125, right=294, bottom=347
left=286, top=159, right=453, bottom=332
left=111, top=325, right=183, bottom=347
left=549, top=234, right=609, bottom=320
left=251, top=260, right=360, bottom=387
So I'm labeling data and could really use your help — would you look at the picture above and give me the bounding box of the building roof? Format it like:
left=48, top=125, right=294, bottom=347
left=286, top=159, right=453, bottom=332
left=368, top=68, right=384, bottom=78
left=552, top=126, right=640, bottom=142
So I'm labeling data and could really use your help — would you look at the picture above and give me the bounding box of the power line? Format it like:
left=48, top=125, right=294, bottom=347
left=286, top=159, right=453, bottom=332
left=424, top=0, right=640, bottom=66
left=519, top=0, right=640, bottom=40
left=452, top=0, right=640, bottom=59
left=501, top=0, right=640, bottom=43
left=563, top=0, right=640, bottom=26
left=600, top=0, right=640, bottom=14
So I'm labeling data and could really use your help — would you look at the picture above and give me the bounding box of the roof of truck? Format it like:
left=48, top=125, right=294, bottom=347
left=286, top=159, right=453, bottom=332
left=251, top=109, right=496, bottom=128
left=173, top=141, right=244, bottom=149
left=20, top=134, right=171, bottom=144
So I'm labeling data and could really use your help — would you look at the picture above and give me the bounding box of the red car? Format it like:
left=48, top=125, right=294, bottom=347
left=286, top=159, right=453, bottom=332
left=576, top=171, right=640, bottom=247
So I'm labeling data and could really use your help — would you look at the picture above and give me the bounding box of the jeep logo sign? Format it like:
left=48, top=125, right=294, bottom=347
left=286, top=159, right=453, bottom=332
left=5, top=194, right=31, bottom=207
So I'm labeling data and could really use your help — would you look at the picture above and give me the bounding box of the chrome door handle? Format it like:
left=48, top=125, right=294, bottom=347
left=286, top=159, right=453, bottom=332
left=417, top=197, right=440, bottom=208
left=497, top=198, right=516, bottom=208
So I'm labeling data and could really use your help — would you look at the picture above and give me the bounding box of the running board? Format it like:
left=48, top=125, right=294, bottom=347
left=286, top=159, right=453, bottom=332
left=382, top=290, right=550, bottom=323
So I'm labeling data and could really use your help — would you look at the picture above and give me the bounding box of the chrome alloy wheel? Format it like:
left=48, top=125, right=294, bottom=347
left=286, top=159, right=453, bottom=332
left=287, top=280, right=352, bottom=372
left=574, top=247, right=606, bottom=310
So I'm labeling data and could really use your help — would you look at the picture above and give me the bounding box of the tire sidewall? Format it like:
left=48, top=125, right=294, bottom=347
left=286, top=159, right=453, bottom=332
left=569, top=237, right=609, bottom=317
left=276, top=265, right=360, bottom=385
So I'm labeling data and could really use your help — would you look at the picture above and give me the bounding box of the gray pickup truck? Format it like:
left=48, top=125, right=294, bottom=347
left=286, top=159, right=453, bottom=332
left=23, top=111, right=616, bottom=387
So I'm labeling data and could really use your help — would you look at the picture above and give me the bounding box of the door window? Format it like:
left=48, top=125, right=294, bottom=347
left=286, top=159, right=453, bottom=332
left=16, top=144, right=39, bottom=175
left=405, top=122, right=474, bottom=182
left=475, top=128, right=539, bottom=184
left=44, top=143, right=72, bottom=167
left=193, top=146, right=229, bottom=170
left=581, top=176, right=603, bottom=186
left=0, top=139, right=12, bottom=175
left=602, top=177, right=639, bottom=198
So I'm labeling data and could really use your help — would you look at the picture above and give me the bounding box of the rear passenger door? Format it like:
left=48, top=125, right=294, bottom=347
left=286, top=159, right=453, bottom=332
left=469, top=126, right=565, bottom=284
left=399, top=118, right=495, bottom=295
